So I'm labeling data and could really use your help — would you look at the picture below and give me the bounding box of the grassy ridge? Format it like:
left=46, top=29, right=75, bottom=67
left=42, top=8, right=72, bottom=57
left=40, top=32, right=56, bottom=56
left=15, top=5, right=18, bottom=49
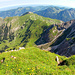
left=0, top=47, right=75, bottom=75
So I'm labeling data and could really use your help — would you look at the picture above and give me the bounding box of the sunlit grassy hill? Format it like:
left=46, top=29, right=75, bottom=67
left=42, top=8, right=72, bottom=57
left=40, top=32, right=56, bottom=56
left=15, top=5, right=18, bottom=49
left=0, top=47, right=75, bottom=75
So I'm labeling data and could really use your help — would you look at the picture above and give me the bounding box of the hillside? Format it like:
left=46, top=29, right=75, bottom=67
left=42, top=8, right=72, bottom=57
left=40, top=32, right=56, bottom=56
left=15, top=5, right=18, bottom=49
left=0, top=47, right=75, bottom=75
left=0, top=12, right=62, bottom=52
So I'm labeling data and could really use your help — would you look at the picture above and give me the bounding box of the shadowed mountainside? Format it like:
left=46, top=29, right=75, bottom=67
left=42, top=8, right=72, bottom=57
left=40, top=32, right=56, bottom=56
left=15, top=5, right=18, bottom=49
left=35, top=19, right=75, bottom=57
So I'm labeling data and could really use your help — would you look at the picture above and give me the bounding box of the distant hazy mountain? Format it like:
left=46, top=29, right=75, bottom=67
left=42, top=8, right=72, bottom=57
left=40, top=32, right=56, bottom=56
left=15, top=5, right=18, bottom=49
left=35, top=7, right=75, bottom=22
left=57, top=8, right=75, bottom=22
left=35, top=7, right=64, bottom=19
left=0, top=6, right=50, bottom=18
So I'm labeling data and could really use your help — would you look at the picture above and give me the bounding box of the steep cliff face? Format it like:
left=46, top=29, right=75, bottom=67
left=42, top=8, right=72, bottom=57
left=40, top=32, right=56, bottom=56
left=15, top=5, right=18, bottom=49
left=51, top=20, right=75, bottom=57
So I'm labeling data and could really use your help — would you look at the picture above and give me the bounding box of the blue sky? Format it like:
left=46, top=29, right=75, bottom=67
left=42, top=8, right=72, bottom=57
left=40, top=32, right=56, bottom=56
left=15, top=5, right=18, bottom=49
left=0, top=0, right=75, bottom=8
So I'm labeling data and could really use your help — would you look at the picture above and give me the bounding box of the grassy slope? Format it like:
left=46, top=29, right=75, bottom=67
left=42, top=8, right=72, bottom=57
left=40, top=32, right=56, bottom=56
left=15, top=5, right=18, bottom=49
left=0, top=13, right=62, bottom=51
left=0, top=47, right=75, bottom=75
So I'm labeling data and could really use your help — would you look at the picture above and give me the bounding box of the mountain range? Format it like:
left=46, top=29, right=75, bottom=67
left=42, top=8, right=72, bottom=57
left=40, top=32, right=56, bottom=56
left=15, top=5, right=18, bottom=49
left=0, top=6, right=75, bottom=22
left=0, top=6, right=50, bottom=18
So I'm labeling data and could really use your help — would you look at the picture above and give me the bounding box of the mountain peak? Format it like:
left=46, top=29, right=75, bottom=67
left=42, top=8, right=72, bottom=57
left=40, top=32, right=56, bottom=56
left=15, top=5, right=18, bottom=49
left=22, top=12, right=33, bottom=16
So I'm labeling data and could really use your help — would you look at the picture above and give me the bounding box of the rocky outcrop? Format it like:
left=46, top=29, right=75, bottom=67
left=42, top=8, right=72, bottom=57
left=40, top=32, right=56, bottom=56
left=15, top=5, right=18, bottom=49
left=0, top=17, right=4, bottom=26
left=51, top=20, right=75, bottom=57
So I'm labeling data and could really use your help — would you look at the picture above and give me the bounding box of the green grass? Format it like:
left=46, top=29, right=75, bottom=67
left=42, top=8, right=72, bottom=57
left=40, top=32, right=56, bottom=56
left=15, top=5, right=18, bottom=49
left=0, top=47, right=75, bottom=75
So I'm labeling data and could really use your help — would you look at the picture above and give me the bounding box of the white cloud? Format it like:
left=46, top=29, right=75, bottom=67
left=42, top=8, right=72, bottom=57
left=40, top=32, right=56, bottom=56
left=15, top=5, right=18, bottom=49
left=47, top=0, right=75, bottom=8
left=0, top=0, right=12, bottom=2
left=0, top=0, right=75, bottom=8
